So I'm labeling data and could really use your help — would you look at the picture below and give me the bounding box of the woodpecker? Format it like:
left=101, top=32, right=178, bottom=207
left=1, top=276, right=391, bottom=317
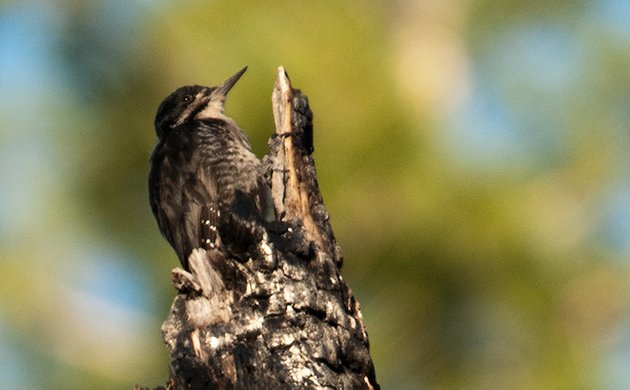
left=149, top=67, right=271, bottom=270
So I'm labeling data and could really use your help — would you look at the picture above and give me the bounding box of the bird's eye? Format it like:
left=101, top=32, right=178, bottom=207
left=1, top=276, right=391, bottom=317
left=182, top=95, right=193, bottom=103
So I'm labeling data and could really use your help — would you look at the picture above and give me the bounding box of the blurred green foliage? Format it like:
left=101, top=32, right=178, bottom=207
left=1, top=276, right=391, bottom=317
left=1, top=0, right=629, bottom=388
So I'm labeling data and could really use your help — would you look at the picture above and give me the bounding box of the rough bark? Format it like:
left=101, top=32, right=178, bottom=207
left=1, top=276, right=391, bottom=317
left=138, top=67, right=379, bottom=390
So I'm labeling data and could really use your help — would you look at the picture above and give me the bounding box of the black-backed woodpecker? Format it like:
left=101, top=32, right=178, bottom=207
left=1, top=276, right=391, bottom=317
left=149, top=67, right=271, bottom=270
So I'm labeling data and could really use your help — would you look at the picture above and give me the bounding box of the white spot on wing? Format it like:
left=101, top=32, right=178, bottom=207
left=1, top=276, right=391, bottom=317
left=209, top=336, right=220, bottom=349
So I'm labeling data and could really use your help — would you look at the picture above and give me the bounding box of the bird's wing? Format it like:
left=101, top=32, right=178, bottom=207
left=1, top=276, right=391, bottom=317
left=149, top=136, right=219, bottom=270
left=149, top=145, right=189, bottom=267
left=197, top=171, right=222, bottom=252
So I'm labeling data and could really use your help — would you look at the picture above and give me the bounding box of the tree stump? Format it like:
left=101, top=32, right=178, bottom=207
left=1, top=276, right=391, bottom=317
left=140, top=67, right=379, bottom=390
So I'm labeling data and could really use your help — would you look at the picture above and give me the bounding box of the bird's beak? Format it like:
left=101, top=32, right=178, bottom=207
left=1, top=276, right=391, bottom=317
left=213, top=66, right=248, bottom=99
left=198, top=67, right=248, bottom=119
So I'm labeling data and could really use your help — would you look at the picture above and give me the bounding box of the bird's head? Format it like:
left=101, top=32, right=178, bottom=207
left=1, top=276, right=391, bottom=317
left=154, top=66, right=248, bottom=138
